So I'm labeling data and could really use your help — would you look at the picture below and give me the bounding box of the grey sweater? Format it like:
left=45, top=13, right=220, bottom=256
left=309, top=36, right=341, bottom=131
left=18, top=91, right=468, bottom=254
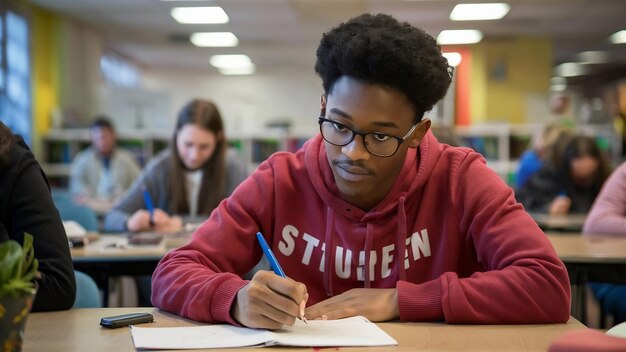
left=69, top=146, right=141, bottom=200
left=104, top=148, right=247, bottom=232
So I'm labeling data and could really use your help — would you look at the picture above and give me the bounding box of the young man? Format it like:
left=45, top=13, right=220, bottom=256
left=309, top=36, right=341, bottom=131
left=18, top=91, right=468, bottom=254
left=70, top=117, right=140, bottom=211
left=152, top=14, right=570, bottom=329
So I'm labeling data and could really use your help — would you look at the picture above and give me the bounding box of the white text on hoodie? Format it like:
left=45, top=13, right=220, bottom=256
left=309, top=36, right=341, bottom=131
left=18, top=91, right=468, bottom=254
left=278, top=224, right=431, bottom=281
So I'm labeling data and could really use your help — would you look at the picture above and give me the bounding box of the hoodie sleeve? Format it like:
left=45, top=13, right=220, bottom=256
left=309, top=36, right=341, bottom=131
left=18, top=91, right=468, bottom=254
left=583, top=162, right=626, bottom=236
left=398, top=152, right=571, bottom=324
left=151, top=158, right=278, bottom=324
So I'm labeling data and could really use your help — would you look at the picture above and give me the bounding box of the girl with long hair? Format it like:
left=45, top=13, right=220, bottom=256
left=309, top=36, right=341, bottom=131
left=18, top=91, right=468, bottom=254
left=104, top=99, right=247, bottom=233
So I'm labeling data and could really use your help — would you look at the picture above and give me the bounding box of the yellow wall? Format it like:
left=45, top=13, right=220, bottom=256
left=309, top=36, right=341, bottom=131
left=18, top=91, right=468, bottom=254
left=471, top=38, right=552, bottom=124
left=31, top=7, right=61, bottom=156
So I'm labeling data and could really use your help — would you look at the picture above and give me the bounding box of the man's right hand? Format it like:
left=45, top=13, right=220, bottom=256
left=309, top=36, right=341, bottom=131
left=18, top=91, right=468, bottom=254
left=232, top=270, right=307, bottom=329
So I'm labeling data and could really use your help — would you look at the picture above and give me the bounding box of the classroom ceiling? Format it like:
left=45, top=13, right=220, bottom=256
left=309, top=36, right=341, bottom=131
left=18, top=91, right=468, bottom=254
left=27, top=0, right=626, bottom=84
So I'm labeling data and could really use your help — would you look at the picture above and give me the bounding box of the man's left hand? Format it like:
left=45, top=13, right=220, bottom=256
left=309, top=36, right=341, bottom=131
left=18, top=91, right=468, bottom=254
left=304, top=288, right=399, bottom=322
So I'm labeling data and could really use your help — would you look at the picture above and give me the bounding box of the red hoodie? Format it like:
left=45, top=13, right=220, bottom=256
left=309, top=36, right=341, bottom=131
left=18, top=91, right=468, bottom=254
left=152, top=131, right=571, bottom=325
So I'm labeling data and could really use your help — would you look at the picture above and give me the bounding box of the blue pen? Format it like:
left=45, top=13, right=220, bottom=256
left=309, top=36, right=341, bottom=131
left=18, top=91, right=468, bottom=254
left=256, top=232, right=307, bottom=323
left=256, top=232, right=285, bottom=276
left=141, top=185, right=155, bottom=226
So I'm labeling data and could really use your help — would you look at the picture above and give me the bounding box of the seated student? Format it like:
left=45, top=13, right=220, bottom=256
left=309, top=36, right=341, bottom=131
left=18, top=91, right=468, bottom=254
left=70, top=117, right=141, bottom=211
left=583, top=161, right=626, bottom=325
left=151, top=14, right=570, bottom=329
left=516, top=135, right=611, bottom=214
left=0, top=122, right=76, bottom=311
left=104, top=99, right=247, bottom=233
left=515, top=123, right=571, bottom=189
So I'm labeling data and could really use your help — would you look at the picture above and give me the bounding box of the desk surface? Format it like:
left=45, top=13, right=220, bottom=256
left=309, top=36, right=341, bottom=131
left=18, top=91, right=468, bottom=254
left=23, top=308, right=585, bottom=352
left=71, top=233, right=189, bottom=261
left=547, top=232, right=626, bottom=264
left=531, top=213, right=587, bottom=231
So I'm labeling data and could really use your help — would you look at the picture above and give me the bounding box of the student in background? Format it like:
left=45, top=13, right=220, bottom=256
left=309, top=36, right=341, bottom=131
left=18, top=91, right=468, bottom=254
left=70, top=117, right=141, bottom=211
left=515, top=123, right=571, bottom=189
left=151, top=14, right=570, bottom=329
left=516, top=135, right=611, bottom=214
left=583, top=161, right=626, bottom=325
left=0, top=122, right=76, bottom=311
left=104, top=99, right=247, bottom=233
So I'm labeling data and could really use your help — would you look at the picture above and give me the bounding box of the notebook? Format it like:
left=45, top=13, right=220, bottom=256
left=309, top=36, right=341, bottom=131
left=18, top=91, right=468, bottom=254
left=130, top=316, right=398, bottom=349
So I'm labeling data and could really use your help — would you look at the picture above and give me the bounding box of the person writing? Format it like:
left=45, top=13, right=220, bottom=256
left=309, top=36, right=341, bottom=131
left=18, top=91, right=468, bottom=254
left=104, top=99, right=247, bottom=233
left=0, top=122, right=76, bottom=311
left=515, top=123, right=571, bottom=189
left=583, top=161, right=626, bottom=325
left=151, top=14, right=571, bottom=329
left=70, top=117, right=141, bottom=212
left=516, top=135, right=611, bottom=214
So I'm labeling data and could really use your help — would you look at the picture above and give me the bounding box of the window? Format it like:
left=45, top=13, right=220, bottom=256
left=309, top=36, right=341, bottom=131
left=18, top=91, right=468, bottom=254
left=0, top=7, right=31, bottom=145
left=100, top=53, right=139, bottom=88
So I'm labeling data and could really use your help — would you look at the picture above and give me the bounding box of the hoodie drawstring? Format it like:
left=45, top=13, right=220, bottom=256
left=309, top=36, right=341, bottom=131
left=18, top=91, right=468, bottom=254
left=396, top=197, right=408, bottom=282
left=324, top=207, right=334, bottom=296
left=364, top=222, right=374, bottom=288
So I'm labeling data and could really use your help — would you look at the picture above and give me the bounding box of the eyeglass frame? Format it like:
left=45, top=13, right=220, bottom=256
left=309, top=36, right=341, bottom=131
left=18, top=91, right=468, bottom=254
left=318, top=117, right=419, bottom=157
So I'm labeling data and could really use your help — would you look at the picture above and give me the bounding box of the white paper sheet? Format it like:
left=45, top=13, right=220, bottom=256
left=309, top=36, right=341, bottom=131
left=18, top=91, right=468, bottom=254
left=130, top=316, right=397, bottom=350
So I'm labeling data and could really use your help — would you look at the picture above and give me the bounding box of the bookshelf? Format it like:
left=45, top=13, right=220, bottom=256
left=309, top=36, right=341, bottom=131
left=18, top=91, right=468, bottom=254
left=228, top=128, right=316, bottom=172
left=42, top=128, right=317, bottom=188
left=454, top=124, right=540, bottom=184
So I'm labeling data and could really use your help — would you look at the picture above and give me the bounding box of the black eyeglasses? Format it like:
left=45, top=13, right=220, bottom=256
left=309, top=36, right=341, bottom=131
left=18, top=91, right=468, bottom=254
left=318, top=117, right=418, bottom=157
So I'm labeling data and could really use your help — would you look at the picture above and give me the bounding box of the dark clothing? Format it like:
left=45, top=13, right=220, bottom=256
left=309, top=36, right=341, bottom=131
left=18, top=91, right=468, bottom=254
left=590, top=283, right=626, bottom=325
left=0, top=137, right=76, bottom=311
left=515, top=165, right=599, bottom=214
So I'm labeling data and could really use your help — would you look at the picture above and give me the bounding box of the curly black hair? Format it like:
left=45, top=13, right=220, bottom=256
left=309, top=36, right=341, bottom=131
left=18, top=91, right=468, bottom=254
left=315, top=13, right=452, bottom=121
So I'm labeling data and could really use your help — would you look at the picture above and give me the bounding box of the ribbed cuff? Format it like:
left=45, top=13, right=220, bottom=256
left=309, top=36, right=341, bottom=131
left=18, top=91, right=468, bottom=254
left=397, top=279, right=444, bottom=321
left=209, top=276, right=248, bottom=325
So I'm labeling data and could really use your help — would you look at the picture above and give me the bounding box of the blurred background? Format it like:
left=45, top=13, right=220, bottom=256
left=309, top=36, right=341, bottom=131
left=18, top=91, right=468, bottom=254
left=1, top=0, right=626, bottom=185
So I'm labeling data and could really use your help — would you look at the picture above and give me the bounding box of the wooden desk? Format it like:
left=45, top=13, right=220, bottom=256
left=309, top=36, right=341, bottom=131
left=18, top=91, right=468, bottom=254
left=71, top=233, right=190, bottom=306
left=23, top=308, right=586, bottom=352
left=547, top=233, right=626, bottom=325
left=531, top=213, right=587, bottom=232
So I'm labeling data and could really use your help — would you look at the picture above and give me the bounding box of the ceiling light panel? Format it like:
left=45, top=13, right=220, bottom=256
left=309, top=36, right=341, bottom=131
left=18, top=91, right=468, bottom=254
left=576, top=51, right=610, bottom=64
left=171, top=7, right=229, bottom=24
left=609, top=30, right=626, bottom=44
left=437, top=30, right=483, bottom=45
left=554, top=62, right=589, bottom=77
left=219, top=66, right=256, bottom=75
left=442, top=52, right=462, bottom=67
left=450, top=3, right=510, bottom=21
left=209, top=54, right=253, bottom=68
left=190, top=32, right=239, bottom=47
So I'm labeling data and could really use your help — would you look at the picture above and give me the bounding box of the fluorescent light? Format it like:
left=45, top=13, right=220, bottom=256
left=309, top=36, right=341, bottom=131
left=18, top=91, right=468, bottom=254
left=170, top=7, right=228, bottom=24
left=609, top=30, right=626, bottom=44
left=554, top=63, right=589, bottom=77
left=437, top=30, right=483, bottom=45
left=218, top=66, right=256, bottom=75
left=190, top=32, right=238, bottom=47
left=576, top=51, right=610, bottom=64
left=450, top=3, right=510, bottom=21
left=442, top=52, right=462, bottom=67
left=210, top=55, right=256, bottom=75
left=209, top=54, right=252, bottom=68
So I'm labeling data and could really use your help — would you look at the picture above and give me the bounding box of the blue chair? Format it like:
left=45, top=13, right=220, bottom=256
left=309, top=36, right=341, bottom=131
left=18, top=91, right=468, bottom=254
left=54, top=197, right=99, bottom=232
left=73, top=270, right=102, bottom=308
